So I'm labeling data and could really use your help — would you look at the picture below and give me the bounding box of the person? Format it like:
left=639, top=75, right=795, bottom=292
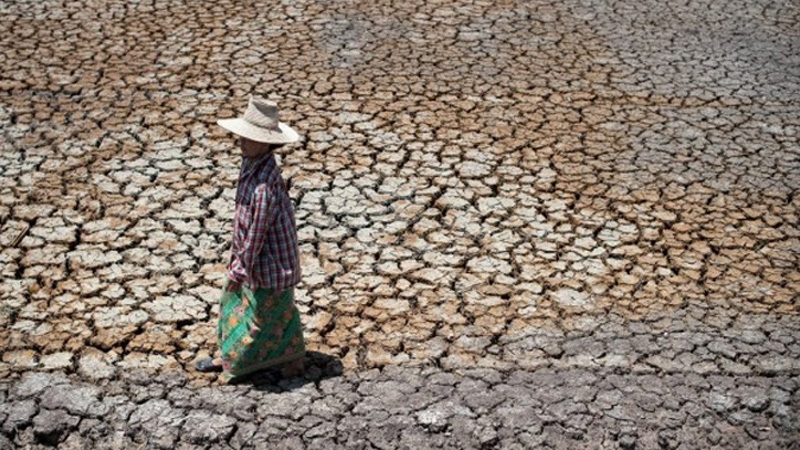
left=195, top=96, right=305, bottom=383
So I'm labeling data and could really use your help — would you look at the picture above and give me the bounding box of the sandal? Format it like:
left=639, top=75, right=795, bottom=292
left=195, top=357, right=223, bottom=372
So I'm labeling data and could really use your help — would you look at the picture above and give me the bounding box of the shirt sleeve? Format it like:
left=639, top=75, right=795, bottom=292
left=228, top=185, right=271, bottom=285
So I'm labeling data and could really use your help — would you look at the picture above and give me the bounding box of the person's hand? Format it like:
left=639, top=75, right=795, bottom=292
left=226, top=281, right=242, bottom=293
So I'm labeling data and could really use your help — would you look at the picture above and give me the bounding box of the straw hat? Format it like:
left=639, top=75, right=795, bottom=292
left=217, top=96, right=300, bottom=144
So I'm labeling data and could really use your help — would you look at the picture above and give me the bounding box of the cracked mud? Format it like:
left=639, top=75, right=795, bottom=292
left=1, top=0, right=798, bottom=448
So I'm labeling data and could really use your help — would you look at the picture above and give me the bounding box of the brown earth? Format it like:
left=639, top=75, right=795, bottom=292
left=0, top=0, right=798, bottom=448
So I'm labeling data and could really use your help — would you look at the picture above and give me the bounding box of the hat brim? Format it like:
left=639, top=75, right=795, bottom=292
left=217, top=118, right=300, bottom=144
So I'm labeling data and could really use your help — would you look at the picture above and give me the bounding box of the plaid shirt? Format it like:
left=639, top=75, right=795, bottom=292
left=227, top=151, right=301, bottom=291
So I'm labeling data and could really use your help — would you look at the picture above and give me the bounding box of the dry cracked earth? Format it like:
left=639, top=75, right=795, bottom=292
left=1, top=0, right=799, bottom=449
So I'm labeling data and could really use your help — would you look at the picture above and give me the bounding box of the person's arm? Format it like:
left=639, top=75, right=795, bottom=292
left=227, top=185, right=271, bottom=290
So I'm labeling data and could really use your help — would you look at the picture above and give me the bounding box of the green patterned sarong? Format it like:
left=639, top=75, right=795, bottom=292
left=217, top=280, right=305, bottom=383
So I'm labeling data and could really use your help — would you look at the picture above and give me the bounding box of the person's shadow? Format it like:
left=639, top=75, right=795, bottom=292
left=230, top=351, right=343, bottom=392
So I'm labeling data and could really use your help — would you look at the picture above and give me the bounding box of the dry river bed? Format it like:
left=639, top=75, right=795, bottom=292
left=0, top=0, right=798, bottom=448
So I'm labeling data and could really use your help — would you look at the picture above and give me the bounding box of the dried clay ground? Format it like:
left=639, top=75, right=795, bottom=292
left=0, top=0, right=799, bottom=449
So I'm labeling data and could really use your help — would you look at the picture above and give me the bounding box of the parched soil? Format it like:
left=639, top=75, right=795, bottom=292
left=0, top=0, right=798, bottom=448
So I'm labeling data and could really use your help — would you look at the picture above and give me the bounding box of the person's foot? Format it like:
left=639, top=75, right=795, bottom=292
left=195, top=357, right=223, bottom=372
left=280, top=358, right=305, bottom=378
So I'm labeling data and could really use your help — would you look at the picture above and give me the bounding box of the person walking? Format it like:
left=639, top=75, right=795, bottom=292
left=195, top=96, right=305, bottom=383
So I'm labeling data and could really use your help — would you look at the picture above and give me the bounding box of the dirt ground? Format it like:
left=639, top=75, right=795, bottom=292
left=0, top=0, right=798, bottom=448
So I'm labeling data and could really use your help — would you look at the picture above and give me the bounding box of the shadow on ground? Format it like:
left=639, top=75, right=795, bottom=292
left=234, top=351, right=344, bottom=392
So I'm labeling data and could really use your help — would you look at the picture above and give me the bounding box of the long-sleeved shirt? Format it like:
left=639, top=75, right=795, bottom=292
left=227, top=151, right=301, bottom=291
